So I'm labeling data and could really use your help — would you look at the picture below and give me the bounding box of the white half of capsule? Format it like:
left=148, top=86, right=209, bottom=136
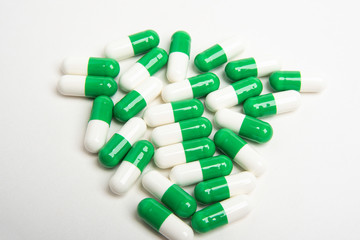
left=151, top=123, right=183, bottom=147
left=254, top=58, right=282, bottom=77
left=273, top=90, right=301, bottom=114
left=205, top=86, right=238, bottom=112
left=119, top=62, right=150, bottom=92
left=61, top=57, right=89, bottom=75
left=234, top=144, right=266, bottom=177
left=57, top=75, right=86, bottom=96
left=159, top=213, right=194, bottom=240
left=154, top=143, right=186, bottom=169
left=143, top=103, right=175, bottom=127
left=104, top=37, right=135, bottom=61
left=300, top=74, right=326, bottom=92
left=219, top=36, right=245, bottom=60
left=214, top=108, right=245, bottom=133
left=161, top=80, right=193, bottom=103
left=109, top=161, right=141, bottom=195
left=142, top=170, right=173, bottom=199
left=117, top=117, right=147, bottom=145
left=220, top=195, right=252, bottom=223
left=169, top=161, right=203, bottom=186
left=166, top=52, right=189, bottom=83
left=84, top=120, right=110, bottom=153
left=135, top=77, right=163, bottom=104
left=225, top=172, right=256, bottom=196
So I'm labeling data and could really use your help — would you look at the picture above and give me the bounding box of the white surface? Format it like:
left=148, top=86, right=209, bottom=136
left=135, top=77, right=163, bottom=104
left=300, top=74, right=326, bottom=92
left=161, top=79, right=193, bottom=102
left=57, top=75, right=86, bottom=96
left=255, top=58, right=282, bottom=77
left=84, top=119, right=110, bottom=153
left=214, top=108, right=245, bottom=133
left=169, top=161, right=203, bottom=186
left=159, top=213, right=194, bottom=240
left=151, top=123, right=183, bottom=147
left=205, top=86, right=238, bottom=112
left=226, top=172, right=257, bottom=196
left=219, top=36, right=245, bottom=60
left=61, top=57, right=89, bottom=75
left=221, top=195, right=252, bottom=223
left=143, top=103, right=175, bottom=127
left=154, top=143, right=187, bottom=169
left=117, top=117, right=147, bottom=145
left=142, top=171, right=173, bottom=199
left=1, top=1, right=360, bottom=240
left=104, top=37, right=134, bottom=60
left=167, top=52, right=190, bottom=82
left=119, top=62, right=150, bottom=92
left=234, top=144, right=267, bottom=177
left=109, top=161, right=141, bottom=195
left=273, top=90, right=302, bottom=114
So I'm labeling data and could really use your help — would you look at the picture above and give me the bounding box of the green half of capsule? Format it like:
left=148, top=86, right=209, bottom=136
left=138, top=198, right=172, bottom=231
left=243, top=93, right=276, bottom=118
left=87, top=57, right=120, bottom=78
left=182, top=138, right=216, bottom=163
left=194, top=176, right=230, bottom=204
left=225, top=57, right=257, bottom=81
left=98, top=133, right=132, bottom=168
left=239, top=115, right=273, bottom=143
left=137, top=47, right=168, bottom=76
left=84, top=76, right=117, bottom=97
left=191, top=202, right=228, bottom=233
left=231, top=77, right=263, bottom=104
left=129, top=30, right=160, bottom=55
left=179, top=117, right=212, bottom=141
left=269, top=71, right=301, bottom=91
left=214, top=129, right=246, bottom=159
left=123, top=140, right=154, bottom=172
left=169, top=31, right=191, bottom=56
left=171, top=99, right=204, bottom=122
left=89, top=96, right=114, bottom=125
left=189, top=72, right=220, bottom=98
left=199, top=155, right=233, bottom=180
left=194, top=44, right=227, bottom=72
left=113, top=91, right=147, bottom=122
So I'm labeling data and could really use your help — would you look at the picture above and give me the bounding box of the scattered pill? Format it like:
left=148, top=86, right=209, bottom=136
left=269, top=71, right=325, bottom=92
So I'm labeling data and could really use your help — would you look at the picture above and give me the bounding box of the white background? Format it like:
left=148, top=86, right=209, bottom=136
left=1, top=0, right=359, bottom=239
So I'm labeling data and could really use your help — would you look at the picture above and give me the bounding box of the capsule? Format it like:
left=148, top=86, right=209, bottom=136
left=205, top=77, right=263, bottom=112
left=57, top=75, right=117, bottom=97
left=114, top=77, right=162, bottom=122
left=142, top=171, right=197, bottom=218
left=214, top=129, right=266, bottom=176
left=151, top=117, right=212, bottom=147
left=191, top=195, right=251, bottom=233
left=269, top=71, right=325, bottom=92
left=169, top=155, right=233, bottom=186
left=109, top=140, right=154, bottom=194
left=194, top=172, right=256, bottom=204
left=98, top=117, right=146, bottom=168
left=194, top=36, right=244, bottom=72
left=143, top=99, right=204, bottom=127
left=84, top=96, right=113, bottom=153
left=167, top=31, right=191, bottom=82
left=104, top=30, right=160, bottom=60
left=119, top=47, right=168, bottom=92
left=154, top=138, right=216, bottom=169
left=161, top=73, right=220, bottom=102
left=225, top=57, right=281, bottom=81
left=214, top=109, right=273, bottom=143
left=243, top=90, right=301, bottom=118
left=138, top=198, right=194, bottom=240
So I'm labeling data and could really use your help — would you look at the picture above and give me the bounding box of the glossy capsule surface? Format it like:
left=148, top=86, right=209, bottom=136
left=62, top=57, right=120, bottom=77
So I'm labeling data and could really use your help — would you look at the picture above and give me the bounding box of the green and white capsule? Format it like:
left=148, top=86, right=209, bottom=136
left=194, top=172, right=256, bottom=204
left=57, top=75, right=117, bottom=97
left=151, top=117, right=212, bottom=147
left=243, top=90, right=301, bottom=118
left=191, top=195, right=251, bottom=233
left=214, top=129, right=266, bottom=176
left=138, top=198, right=194, bottom=240
left=169, top=155, right=233, bottom=187
left=105, top=30, right=160, bottom=60
left=109, top=140, right=154, bottom=194
left=214, top=108, right=273, bottom=143
left=225, top=57, right=281, bottom=81
left=114, top=77, right=162, bottom=122
left=61, top=57, right=120, bottom=78
left=143, top=99, right=204, bottom=128
left=154, top=138, right=216, bottom=169
left=119, top=47, right=168, bottom=92
left=205, top=77, right=263, bottom=112
left=167, top=31, right=191, bottom=82
left=269, top=71, right=326, bottom=92
left=84, top=96, right=113, bottom=153
left=98, top=117, right=146, bottom=168
left=161, top=73, right=220, bottom=102
left=142, top=171, right=197, bottom=218
left=194, top=36, right=244, bottom=72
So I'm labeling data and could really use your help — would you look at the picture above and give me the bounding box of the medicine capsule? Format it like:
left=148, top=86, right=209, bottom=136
left=61, top=57, right=120, bottom=78
left=57, top=75, right=117, bottom=97
left=84, top=96, right=113, bottom=153
left=214, top=129, right=266, bottom=176
left=191, top=195, right=251, bottom=233
left=142, top=171, right=197, bottom=218
left=138, top=198, right=194, bottom=240
left=114, top=77, right=162, bottom=122
left=109, top=140, right=154, bottom=194
left=205, top=77, right=263, bottom=112
left=154, top=138, right=216, bottom=169
left=151, top=117, right=212, bottom=147
left=167, top=31, right=191, bottom=82
left=143, top=99, right=204, bottom=127
left=161, top=73, right=220, bottom=102
left=98, top=117, right=146, bottom=168
left=214, top=108, right=273, bottom=143
left=104, top=29, right=160, bottom=60
left=119, top=47, right=168, bottom=92
left=243, top=90, right=301, bottom=118
left=169, top=155, right=233, bottom=187
left=269, top=71, right=326, bottom=92
left=194, top=36, right=244, bottom=72
left=194, top=172, right=256, bottom=204
left=225, top=57, right=281, bottom=81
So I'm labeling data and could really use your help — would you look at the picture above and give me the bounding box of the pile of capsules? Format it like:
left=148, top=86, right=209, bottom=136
left=58, top=29, right=325, bottom=240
